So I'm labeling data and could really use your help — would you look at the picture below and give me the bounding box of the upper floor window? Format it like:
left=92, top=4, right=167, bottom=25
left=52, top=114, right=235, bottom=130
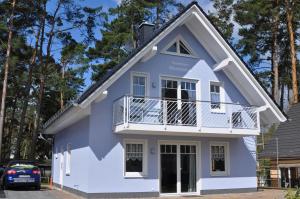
left=210, top=82, right=225, bottom=112
left=131, top=72, right=148, bottom=97
left=181, top=81, right=196, bottom=101
left=162, top=35, right=197, bottom=58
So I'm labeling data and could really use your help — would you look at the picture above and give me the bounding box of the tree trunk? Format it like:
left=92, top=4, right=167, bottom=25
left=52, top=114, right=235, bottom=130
left=14, top=16, right=42, bottom=159
left=60, top=64, right=65, bottom=109
left=271, top=0, right=280, bottom=104
left=4, top=95, right=18, bottom=160
left=0, top=0, right=16, bottom=161
left=280, top=83, right=285, bottom=109
left=30, top=0, right=62, bottom=160
left=285, top=0, right=298, bottom=104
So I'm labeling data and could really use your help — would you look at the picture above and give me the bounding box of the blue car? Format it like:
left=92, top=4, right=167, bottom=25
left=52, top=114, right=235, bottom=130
left=1, top=161, right=41, bottom=190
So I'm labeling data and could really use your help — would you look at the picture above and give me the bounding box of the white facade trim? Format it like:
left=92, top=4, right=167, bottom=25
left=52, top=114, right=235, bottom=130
left=213, top=58, right=233, bottom=71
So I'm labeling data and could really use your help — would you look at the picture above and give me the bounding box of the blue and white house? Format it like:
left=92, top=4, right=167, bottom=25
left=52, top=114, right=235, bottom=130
left=43, top=2, right=286, bottom=198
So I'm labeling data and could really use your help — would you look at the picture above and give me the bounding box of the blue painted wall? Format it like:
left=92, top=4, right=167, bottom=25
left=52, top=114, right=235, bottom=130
left=53, top=25, right=257, bottom=194
left=53, top=116, right=90, bottom=192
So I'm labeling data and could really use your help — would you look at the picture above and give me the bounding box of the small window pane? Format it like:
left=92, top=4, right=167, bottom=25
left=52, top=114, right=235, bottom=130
left=166, top=145, right=171, bottom=153
left=180, top=145, right=185, bottom=153
left=173, top=81, right=177, bottom=88
left=210, top=85, right=214, bottom=92
left=167, top=42, right=177, bottom=53
left=172, top=145, right=177, bottom=153
left=167, top=80, right=173, bottom=88
left=162, top=80, right=166, bottom=88
left=179, top=41, right=191, bottom=55
left=181, top=82, right=185, bottom=90
left=191, top=83, right=196, bottom=91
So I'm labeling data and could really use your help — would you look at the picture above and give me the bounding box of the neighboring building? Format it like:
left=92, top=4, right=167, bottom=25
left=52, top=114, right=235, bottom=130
left=43, top=2, right=286, bottom=198
left=261, top=103, right=300, bottom=188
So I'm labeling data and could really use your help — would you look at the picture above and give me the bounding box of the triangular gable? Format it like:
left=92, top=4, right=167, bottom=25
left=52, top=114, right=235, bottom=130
left=43, top=2, right=286, bottom=134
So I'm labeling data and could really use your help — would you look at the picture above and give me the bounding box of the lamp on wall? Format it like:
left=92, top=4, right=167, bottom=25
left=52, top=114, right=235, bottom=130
left=150, top=147, right=155, bottom=155
left=152, top=82, right=156, bottom=88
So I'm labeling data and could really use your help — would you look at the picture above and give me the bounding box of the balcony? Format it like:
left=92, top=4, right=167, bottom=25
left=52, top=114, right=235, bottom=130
left=113, top=96, right=260, bottom=136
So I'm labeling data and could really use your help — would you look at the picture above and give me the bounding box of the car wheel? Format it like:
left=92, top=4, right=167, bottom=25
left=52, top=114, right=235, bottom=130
left=35, top=185, right=41, bottom=190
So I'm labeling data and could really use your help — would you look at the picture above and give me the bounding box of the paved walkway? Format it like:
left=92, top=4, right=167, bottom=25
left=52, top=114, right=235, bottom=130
left=0, top=188, right=286, bottom=199
left=160, top=189, right=285, bottom=199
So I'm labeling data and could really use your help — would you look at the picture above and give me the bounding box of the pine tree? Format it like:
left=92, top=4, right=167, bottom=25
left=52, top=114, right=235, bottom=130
left=208, top=0, right=234, bottom=42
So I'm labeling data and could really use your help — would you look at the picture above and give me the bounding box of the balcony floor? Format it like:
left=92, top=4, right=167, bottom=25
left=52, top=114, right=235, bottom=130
left=114, top=123, right=259, bottom=137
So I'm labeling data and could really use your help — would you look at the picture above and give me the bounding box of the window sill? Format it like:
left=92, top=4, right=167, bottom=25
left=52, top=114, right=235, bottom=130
left=160, top=52, right=199, bottom=59
left=210, top=171, right=229, bottom=177
left=124, top=172, right=147, bottom=178
left=210, top=109, right=226, bottom=114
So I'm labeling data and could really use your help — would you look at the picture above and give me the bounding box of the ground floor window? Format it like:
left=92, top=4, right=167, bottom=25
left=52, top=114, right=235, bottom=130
left=210, top=142, right=229, bottom=176
left=124, top=139, right=147, bottom=177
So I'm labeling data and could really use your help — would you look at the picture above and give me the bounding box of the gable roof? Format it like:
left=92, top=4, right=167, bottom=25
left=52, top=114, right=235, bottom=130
left=43, top=1, right=286, bottom=134
left=261, top=104, right=300, bottom=159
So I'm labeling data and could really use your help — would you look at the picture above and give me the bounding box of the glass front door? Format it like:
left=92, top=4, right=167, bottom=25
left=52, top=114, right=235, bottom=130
left=160, top=143, right=197, bottom=194
left=180, top=145, right=196, bottom=192
left=160, top=145, right=177, bottom=193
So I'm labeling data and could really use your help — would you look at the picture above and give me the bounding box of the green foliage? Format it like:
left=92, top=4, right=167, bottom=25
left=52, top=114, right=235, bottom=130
left=285, top=189, right=300, bottom=199
left=208, top=0, right=234, bottom=42
left=88, top=0, right=183, bottom=81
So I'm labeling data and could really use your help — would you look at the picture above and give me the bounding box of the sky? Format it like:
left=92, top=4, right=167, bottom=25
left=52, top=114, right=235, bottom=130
left=46, top=0, right=218, bottom=90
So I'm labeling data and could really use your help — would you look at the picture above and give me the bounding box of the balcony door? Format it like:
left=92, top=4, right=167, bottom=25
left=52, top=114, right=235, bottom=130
left=161, top=78, right=197, bottom=126
left=160, top=143, right=198, bottom=194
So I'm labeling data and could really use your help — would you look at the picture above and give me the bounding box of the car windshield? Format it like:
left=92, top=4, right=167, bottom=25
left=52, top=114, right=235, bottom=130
left=10, top=163, right=36, bottom=169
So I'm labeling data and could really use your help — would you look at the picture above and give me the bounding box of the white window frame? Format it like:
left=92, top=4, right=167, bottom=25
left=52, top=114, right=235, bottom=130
left=130, top=72, right=150, bottom=97
left=161, top=35, right=198, bottom=58
left=123, top=139, right=148, bottom=178
left=209, top=142, right=230, bottom=176
left=209, top=81, right=225, bottom=113
left=65, top=143, right=71, bottom=176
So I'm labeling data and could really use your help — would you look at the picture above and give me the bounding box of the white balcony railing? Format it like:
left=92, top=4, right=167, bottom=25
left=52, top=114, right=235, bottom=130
left=113, top=96, right=259, bottom=132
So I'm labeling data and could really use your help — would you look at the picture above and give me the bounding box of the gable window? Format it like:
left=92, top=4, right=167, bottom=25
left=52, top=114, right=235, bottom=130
left=163, top=35, right=197, bottom=57
left=124, top=139, right=147, bottom=177
left=210, top=82, right=225, bottom=112
left=131, top=72, right=148, bottom=97
left=66, top=144, right=71, bottom=175
left=210, top=142, right=229, bottom=176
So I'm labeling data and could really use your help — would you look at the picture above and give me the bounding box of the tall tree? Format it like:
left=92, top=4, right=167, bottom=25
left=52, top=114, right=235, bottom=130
left=0, top=0, right=16, bottom=161
left=285, top=0, right=298, bottom=104
left=14, top=0, right=44, bottom=159
left=271, top=0, right=280, bottom=103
